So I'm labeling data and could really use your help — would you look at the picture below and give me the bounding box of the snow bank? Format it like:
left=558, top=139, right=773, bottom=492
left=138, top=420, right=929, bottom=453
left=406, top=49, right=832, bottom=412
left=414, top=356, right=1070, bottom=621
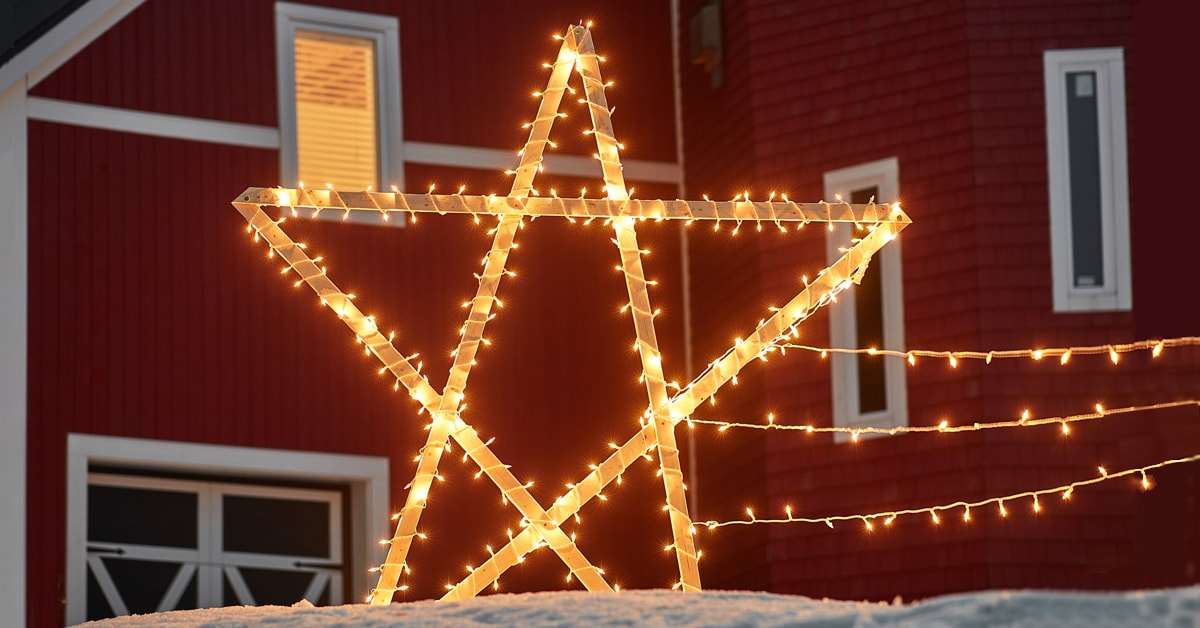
left=78, top=586, right=1200, bottom=627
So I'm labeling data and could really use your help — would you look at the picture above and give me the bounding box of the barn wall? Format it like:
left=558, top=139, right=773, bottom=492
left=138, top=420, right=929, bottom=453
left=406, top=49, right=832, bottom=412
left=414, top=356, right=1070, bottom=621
left=679, top=0, right=1200, bottom=601
left=676, top=0, right=772, bottom=592
left=27, top=1, right=686, bottom=624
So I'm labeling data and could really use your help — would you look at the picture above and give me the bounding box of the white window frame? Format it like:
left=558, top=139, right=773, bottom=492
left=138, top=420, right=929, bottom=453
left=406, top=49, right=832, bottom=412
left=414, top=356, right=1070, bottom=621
left=84, top=473, right=344, bottom=616
left=824, top=157, right=907, bottom=441
left=65, top=434, right=389, bottom=625
left=275, top=1, right=404, bottom=223
left=1044, top=47, right=1130, bottom=312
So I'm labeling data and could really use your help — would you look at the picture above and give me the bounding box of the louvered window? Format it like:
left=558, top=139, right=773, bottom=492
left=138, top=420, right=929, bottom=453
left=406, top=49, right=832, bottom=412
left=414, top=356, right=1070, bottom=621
left=295, top=30, right=378, bottom=191
left=275, top=2, right=403, bottom=217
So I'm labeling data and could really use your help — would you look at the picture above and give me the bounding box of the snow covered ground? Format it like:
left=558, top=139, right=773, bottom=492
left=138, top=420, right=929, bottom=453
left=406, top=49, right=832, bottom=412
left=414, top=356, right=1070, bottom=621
left=79, top=586, right=1200, bottom=627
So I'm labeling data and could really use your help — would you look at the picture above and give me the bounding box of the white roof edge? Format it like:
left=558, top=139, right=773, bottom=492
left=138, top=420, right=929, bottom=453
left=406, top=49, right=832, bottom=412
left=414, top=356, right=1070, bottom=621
left=0, top=0, right=145, bottom=95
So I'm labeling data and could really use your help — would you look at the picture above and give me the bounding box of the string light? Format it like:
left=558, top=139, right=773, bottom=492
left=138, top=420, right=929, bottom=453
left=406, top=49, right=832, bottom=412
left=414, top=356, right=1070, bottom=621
left=770, top=337, right=1196, bottom=364
left=702, top=454, right=1200, bottom=530
left=247, top=23, right=1200, bottom=605
left=686, top=400, right=1198, bottom=437
left=235, top=187, right=907, bottom=228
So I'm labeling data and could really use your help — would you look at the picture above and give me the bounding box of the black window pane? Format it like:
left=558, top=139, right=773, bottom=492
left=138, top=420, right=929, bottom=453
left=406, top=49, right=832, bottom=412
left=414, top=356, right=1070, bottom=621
left=222, top=572, right=240, bottom=607
left=851, top=186, right=887, bottom=413
left=88, top=485, right=198, bottom=548
left=177, top=568, right=198, bottom=610
left=86, top=565, right=116, bottom=621
left=101, top=557, right=184, bottom=615
left=1066, top=71, right=1104, bottom=288
left=223, top=495, right=330, bottom=557
left=237, top=567, right=320, bottom=606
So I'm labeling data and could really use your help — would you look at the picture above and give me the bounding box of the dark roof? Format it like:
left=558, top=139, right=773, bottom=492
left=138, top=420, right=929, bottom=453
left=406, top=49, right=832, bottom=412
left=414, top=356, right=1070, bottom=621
left=0, top=0, right=90, bottom=67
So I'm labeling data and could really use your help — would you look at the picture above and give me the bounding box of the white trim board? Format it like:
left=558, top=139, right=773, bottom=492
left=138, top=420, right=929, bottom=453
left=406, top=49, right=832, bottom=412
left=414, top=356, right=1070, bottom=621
left=0, top=81, right=28, bottom=628
left=65, top=434, right=389, bottom=624
left=28, top=97, right=281, bottom=149
left=26, top=96, right=683, bottom=185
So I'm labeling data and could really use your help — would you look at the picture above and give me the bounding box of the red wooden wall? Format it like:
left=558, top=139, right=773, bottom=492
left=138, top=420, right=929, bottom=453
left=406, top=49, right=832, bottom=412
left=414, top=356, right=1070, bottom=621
left=678, top=0, right=1200, bottom=602
left=24, top=0, right=1200, bottom=623
left=27, top=1, right=686, bottom=625
left=671, top=0, right=773, bottom=592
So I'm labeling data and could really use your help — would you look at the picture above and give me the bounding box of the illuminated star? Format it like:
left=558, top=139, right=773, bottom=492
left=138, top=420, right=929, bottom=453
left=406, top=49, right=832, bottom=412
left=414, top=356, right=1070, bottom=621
left=232, top=24, right=909, bottom=602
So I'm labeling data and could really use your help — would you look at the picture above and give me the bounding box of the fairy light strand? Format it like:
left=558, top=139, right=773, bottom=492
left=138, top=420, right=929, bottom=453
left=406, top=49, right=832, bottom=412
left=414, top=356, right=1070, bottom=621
left=237, top=24, right=915, bottom=601
left=235, top=187, right=905, bottom=226
left=574, top=16, right=703, bottom=593
left=777, top=337, right=1195, bottom=365
left=702, top=453, right=1200, bottom=529
left=231, top=23, right=1199, bottom=601
left=690, top=399, right=1200, bottom=437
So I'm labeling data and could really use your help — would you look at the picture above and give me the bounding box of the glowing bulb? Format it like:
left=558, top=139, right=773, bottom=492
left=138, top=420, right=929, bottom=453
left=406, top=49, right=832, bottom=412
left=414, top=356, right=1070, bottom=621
left=1109, top=346, right=1120, bottom=364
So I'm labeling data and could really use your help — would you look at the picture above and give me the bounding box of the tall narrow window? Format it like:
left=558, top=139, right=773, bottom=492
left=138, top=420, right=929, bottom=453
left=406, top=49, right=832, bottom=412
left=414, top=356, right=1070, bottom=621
left=1044, top=48, right=1130, bottom=311
left=824, top=157, right=907, bottom=440
left=276, top=2, right=403, bottom=222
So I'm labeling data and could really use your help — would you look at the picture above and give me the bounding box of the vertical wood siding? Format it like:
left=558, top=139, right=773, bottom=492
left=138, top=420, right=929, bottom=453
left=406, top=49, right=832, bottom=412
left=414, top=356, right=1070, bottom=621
left=680, top=0, right=1200, bottom=602
left=27, top=1, right=686, bottom=623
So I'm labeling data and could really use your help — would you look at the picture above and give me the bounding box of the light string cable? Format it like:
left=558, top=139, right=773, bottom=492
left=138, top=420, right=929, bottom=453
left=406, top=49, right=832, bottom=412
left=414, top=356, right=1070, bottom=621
left=689, top=399, right=1200, bottom=438
left=704, top=453, right=1200, bottom=530
left=777, top=336, right=1199, bottom=366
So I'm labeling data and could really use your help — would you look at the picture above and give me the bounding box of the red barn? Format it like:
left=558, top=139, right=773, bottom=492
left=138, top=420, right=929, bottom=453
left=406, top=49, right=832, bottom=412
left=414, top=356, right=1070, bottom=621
left=1, top=0, right=1196, bottom=626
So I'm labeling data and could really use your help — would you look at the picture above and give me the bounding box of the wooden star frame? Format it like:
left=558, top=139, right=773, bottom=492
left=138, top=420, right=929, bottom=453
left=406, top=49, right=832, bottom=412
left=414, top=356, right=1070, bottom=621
left=232, top=25, right=910, bottom=602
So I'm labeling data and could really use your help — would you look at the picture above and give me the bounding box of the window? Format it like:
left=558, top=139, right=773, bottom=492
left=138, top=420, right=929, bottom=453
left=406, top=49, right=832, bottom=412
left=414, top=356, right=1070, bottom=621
left=84, top=474, right=344, bottom=621
left=66, top=434, right=389, bottom=625
left=275, top=2, right=403, bottom=220
left=1043, top=48, right=1130, bottom=312
left=824, top=157, right=907, bottom=440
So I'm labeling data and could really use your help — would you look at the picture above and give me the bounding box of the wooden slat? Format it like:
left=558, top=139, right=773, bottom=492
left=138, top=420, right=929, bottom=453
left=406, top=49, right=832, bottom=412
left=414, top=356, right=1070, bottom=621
left=235, top=186, right=912, bottom=224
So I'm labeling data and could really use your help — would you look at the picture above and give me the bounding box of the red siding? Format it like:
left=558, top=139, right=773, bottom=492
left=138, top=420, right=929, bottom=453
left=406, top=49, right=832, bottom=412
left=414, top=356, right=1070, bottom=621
left=677, top=0, right=773, bottom=591
left=680, top=0, right=1200, bottom=602
left=31, top=0, right=679, bottom=161
left=24, top=0, right=1200, bottom=622
left=27, top=1, right=686, bottom=624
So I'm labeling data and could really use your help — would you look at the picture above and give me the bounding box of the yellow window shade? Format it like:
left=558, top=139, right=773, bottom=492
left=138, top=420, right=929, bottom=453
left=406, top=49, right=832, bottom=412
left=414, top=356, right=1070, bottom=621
left=295, top=29, right=378, bottom=191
